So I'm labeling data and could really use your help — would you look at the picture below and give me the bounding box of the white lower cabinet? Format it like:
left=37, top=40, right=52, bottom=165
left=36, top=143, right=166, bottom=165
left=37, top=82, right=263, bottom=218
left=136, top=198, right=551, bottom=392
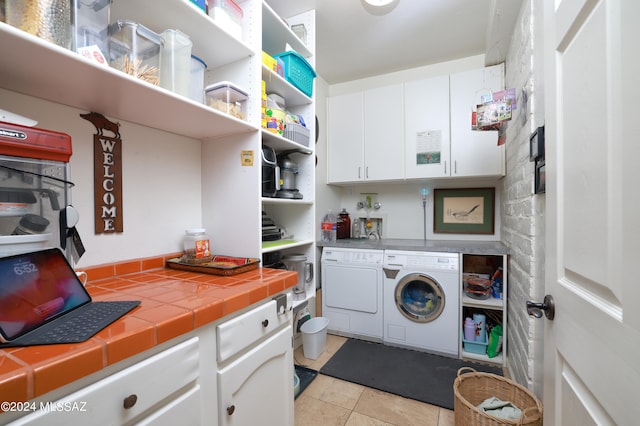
left=217, top=326, right=294, bottom=426
left=216, top=297, right=294, bottom=426
left=135, top=386, right=202, bottom=425
left=8, top=338, right=202, bottom=425
left=4, top=296, right=295, bottom=426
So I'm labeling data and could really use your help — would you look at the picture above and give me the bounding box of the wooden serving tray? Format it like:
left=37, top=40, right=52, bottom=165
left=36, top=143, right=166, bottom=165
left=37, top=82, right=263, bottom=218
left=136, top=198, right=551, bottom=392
left=166, top=255, right=260, bottom=276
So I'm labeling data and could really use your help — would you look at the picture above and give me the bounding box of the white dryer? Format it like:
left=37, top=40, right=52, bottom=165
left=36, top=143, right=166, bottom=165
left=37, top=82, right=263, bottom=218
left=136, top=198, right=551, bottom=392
left=321, top=247, right=384, bottom=341
left=383, top=250, right=460, bottom=357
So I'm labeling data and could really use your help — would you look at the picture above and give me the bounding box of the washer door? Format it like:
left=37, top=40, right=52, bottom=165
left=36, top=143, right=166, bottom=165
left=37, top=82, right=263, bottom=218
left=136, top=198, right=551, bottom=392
left=394, top=273, right=445, bottom=323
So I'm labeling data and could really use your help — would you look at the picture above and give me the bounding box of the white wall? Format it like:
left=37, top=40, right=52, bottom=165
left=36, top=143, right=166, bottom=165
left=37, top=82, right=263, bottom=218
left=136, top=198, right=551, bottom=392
left=314, top=75, right=341, bottom=266
left=499, top=0, right=545, bottom=397
left=0, top=88, right=202, bottom=268
left=329, top=55, right=485, bottom=96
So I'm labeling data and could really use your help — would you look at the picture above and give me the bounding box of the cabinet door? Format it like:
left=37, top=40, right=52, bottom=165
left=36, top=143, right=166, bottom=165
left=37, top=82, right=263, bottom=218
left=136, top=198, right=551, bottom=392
left=364, top=84, right=405, bottom=181
left=218, top=325, right=294, bottom=426
left=327, top=92, right=364, bottom=183
left=7, top=338, right=200, bottom=426
left=404, top=75, right=451, bottom=178
left=450, top=64, right=505, bottom=177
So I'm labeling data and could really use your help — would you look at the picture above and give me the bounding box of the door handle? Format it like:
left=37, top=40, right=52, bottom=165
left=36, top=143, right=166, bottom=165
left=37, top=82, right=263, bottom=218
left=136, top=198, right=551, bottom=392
left=526, top=295, right=555, bottom=320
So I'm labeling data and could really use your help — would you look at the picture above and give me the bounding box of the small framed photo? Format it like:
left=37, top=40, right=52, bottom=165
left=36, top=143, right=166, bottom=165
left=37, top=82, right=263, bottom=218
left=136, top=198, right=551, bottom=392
left=434, top=188, right=495, bottom=234
left=529, top=125, right=545, bottom=161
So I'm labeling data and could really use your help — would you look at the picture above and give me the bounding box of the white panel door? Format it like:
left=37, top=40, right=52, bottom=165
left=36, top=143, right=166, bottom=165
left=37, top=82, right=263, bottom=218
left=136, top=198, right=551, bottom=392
left=217, top=326, right=294, bottom=426
left=544, top=0, right=640, bottom=424
left=327, top=92, right=364, bottom=183
left=364, top=84, right=405, bottom=181
left=449, top=64, right=505, bottom=177
left=404, top=75, right=451, bottom=179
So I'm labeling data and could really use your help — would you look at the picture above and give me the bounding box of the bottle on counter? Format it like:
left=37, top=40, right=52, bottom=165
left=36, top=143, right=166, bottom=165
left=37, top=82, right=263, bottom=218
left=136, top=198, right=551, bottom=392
left=336, top=208, right=351, bottom=239
left=183, top=228, right=212, bottom=263
left=352, top=218, right=361, bottom=239
left=320, top=210, right=337, bottom=242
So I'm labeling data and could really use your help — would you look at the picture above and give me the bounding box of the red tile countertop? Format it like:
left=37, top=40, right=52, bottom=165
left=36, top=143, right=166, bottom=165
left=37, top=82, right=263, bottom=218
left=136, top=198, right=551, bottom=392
left=0, top=253, right=298, bottom=405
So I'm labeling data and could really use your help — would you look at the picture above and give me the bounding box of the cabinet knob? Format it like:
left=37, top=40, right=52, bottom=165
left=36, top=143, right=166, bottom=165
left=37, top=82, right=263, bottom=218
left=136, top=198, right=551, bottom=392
left=227, top=405, right=235, bottom=415
left=262, top=319, right=269, bottom=327
left=123, top=394, right=138, bottom=409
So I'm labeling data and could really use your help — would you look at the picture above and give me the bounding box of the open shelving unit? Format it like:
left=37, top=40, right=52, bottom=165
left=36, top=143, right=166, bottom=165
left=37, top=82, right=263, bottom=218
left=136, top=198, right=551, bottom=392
left=0, top=0, right=316, bottom=302
left=259, top=3, right=316, bottom=308
left=460, top=253, right=508, bottom=366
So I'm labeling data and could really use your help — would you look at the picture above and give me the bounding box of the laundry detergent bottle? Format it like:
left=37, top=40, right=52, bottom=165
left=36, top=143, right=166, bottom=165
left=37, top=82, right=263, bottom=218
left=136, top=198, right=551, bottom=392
left=473, top=313, right=487, bottom=342
left=464, top=317, right=476, bottom=341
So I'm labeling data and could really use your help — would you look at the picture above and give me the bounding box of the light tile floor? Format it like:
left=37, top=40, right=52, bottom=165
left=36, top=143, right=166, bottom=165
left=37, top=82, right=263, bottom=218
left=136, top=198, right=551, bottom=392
left=294, top=334, right=455, bottom=426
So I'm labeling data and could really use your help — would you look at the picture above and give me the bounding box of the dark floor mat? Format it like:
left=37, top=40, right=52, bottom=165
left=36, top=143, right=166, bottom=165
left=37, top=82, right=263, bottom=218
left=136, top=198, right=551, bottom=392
left=295, top=365, right=318, bottom=399
left=319, top=338, right=503, bottom=410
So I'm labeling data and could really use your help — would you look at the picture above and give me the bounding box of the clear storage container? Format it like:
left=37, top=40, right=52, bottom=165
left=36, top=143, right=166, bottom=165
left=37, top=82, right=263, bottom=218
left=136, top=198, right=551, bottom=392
left=205, top=82, right=248, bottom=120
left=159, top=29, right=193, bottom=97
left=183, top=228, right=212, bottom=263
left=74, top=0, right=110, bottom=54
left=6, top=0, right=72, bottom=49
left=189, top=55, right=207, bottom=103
left=208, top=0, right=243, bottom=40
left=108, top=20, right=161, bottom=85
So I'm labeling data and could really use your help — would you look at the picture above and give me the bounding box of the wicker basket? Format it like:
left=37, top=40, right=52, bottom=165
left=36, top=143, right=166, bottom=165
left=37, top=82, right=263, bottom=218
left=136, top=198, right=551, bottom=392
left=453, top=368, right=543, bottom=426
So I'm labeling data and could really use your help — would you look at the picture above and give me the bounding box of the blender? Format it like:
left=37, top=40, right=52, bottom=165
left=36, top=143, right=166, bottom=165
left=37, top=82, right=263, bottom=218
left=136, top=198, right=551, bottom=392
left=282, top=253, right=314, bottom=300
left=276, top=150, right=309, bottom=199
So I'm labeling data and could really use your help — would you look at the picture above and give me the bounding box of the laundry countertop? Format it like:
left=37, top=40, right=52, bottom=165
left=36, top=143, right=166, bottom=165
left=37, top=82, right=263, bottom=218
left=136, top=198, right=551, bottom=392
left=0, top=256, right=298, bottom=405
left=317, top=238, right=509, bottom=254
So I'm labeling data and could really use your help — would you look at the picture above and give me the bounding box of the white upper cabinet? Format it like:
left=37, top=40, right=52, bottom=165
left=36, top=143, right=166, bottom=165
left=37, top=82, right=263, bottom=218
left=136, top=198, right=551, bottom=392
left=364, top=84, right=404, bottom=181
left=327, top=85, right=404, bottom=184
left=404, top=75, right=451, bottom=179
left=327, top=92, right=364, bottom=183
left=328, top=64, right=505, bottom=184
left=449, top=63, right=505, bottom=177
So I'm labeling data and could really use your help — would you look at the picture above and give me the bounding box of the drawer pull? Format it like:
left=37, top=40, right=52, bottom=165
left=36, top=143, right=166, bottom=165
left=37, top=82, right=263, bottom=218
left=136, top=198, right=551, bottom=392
left=123, top=394, right=138, bottom=409
left=227, top=405, right=235, bottom=415
left=262, top=319, right=269, bottom=327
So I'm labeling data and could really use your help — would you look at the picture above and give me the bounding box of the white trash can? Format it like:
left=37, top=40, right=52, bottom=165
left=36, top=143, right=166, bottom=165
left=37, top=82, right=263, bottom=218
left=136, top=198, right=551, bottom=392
left=300, top=317, right=330, bottom=360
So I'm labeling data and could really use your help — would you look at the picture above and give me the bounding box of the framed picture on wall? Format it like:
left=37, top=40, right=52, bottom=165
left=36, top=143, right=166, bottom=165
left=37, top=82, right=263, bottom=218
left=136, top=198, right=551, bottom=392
left=433, top=188, right=495, bottom=234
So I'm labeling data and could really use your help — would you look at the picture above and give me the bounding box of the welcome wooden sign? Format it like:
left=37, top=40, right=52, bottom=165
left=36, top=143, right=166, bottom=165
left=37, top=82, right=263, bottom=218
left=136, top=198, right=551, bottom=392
left=80, top=112, right=123, bottom=234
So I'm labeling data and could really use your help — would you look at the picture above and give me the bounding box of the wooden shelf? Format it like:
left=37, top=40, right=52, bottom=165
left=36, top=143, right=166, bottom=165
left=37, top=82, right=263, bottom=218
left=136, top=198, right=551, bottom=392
left=110, top=0, right=254, bottom=69
left=0, top=23, right=256, bottom=140
left=261, top=65, right=313, bottom=108
left=461, top=349, right=504, bottom=365
left=262, top=2, right=312, bottom=59
left=261, top=239, right=314, bottom=253
left=261, top=197, right=313, bottom=206
left=261, top=129, right=312, bottom=153
left=462, top=295, right=504, bottom=309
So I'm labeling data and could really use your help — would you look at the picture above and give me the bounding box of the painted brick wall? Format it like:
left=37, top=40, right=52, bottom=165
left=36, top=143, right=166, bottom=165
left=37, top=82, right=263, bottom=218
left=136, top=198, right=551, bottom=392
left=499, top=0, right=545, bottom=397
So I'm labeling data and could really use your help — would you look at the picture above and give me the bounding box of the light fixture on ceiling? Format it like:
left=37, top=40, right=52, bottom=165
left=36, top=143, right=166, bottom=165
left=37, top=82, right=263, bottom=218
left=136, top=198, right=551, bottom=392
left=364, top=0, right=395, bottom=5
left=361, top=0, right=399, bottom=15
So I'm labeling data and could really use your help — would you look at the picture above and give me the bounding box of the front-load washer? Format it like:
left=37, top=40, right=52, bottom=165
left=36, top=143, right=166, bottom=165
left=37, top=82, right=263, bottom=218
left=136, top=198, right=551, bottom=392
left=383, top=250, right=460, bottom=356
left=321, top=247, right=384, bottom=341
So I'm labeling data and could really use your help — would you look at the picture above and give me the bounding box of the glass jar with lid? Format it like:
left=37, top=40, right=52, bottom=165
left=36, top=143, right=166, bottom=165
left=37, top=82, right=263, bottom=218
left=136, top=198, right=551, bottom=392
left=183, top=228, right=212, bottom=263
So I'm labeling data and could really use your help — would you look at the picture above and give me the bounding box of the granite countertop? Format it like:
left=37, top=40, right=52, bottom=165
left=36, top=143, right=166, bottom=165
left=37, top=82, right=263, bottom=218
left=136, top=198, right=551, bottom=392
left=0, top=261, right=297, bottom=405
left=317, top=238, right=509, bottom=254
